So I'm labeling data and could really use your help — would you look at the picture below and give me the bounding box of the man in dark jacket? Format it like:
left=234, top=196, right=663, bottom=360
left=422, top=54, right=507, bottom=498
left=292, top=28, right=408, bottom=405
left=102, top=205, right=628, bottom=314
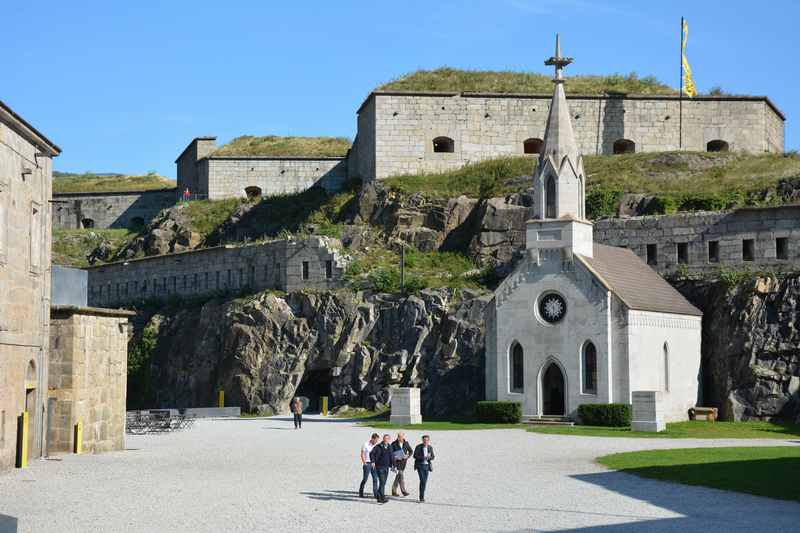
left=413, top=435, right=435, bottom=503
left=369, top=434, right=393, bottom=503
left=390, top=432, right=413, bottom=497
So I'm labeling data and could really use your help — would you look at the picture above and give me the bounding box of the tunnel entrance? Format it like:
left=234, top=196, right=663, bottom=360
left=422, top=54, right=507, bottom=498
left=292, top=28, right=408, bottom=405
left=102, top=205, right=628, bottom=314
left=295, top=369, right=332, bottom=413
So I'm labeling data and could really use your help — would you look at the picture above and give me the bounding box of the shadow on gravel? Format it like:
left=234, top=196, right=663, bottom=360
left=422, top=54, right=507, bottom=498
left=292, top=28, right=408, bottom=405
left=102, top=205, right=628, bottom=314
left=0, top=514, right=17, bottom=533
left=302, top=490, right=370, bottom=503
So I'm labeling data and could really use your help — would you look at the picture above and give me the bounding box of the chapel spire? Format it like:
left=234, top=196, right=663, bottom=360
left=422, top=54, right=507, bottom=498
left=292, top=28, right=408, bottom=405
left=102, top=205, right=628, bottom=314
left=533, top=34, right=586, bottom=221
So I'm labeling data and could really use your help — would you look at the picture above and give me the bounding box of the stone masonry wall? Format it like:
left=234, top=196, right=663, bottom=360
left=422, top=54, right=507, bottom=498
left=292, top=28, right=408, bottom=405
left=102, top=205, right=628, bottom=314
left=355, top=92, right=784, bottom=179
left=200, top=157, right=347, bottom=200
left=48, top=307, right=132, bottom=454
left=85, top=236, right=348, bottom=308
left=593, top=205, right=800, bottom=275
left=348, top=96, right=376, bottom=181
left=52, top=189, right=177, bottom=229
left=0, top=111, right=54, bottom=470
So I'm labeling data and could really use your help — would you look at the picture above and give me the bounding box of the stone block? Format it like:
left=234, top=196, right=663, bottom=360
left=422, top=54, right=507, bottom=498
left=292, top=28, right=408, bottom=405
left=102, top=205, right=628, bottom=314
left=631, top=390, right=665, bottom=432
left=389, top=387, right=422, bottom=425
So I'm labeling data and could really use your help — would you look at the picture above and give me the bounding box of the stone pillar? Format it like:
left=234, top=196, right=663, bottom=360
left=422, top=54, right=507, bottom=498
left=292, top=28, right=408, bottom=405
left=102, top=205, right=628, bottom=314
left=631, top=391, right=665, bottom=432
left=390, top=387, right=422, bottom=425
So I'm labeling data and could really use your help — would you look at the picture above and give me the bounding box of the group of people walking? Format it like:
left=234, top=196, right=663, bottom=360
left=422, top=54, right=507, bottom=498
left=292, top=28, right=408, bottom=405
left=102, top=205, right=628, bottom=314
left=359, top=432, right=435, bottom=504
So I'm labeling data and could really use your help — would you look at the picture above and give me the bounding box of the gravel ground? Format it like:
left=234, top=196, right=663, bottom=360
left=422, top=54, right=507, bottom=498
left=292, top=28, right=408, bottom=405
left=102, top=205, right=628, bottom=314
left=0, top=416, right=798, bottom=533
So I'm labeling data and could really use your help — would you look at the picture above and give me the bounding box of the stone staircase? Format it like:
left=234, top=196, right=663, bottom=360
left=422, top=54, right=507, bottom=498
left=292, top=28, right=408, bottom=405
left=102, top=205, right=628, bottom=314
left=522, top=415, right=575, bottom=426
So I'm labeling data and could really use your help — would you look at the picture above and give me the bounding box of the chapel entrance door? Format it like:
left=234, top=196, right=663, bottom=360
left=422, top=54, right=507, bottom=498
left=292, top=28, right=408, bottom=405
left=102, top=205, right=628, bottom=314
left=542, top=363, right=565, bottom=416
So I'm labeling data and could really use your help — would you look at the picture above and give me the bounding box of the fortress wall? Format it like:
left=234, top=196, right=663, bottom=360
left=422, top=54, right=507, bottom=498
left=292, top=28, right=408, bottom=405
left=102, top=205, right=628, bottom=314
left=85, top=237, right=347, bottom=308
left=349, top=97, right=376, bottom=181
left=593, top=206, right=800, bottom=274
left=176, top=137, right=217, bottom=194
left=364, top=92, right=783, bottom=179
left=204, top=157, right=348, bottom=200
left=52, top=189, right=177, bottom=230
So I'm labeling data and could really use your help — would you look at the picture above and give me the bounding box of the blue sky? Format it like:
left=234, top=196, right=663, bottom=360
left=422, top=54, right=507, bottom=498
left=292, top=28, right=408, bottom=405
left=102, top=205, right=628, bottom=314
left=4, top=0, right=798, bottom=177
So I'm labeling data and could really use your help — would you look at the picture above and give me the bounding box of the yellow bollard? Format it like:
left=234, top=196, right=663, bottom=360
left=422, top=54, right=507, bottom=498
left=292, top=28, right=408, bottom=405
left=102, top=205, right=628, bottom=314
left=218, top=390, right=225, bottom=409
left=321, top=396, right=328, bottom=417
left=16, top=411, right=28, bottom=468
left=73, top=421, right=83, bottom=454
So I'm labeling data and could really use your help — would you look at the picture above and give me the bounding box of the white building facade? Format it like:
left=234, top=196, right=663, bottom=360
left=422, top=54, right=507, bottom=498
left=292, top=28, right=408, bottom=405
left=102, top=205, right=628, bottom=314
left=485, top=37, right=702, bottom=422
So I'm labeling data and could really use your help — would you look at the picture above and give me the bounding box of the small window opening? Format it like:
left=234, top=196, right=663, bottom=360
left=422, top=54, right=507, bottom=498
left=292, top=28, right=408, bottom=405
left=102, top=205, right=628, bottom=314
left=302, top=261, right=310, bottom=280
left=613, top=139, right=635, bottom=154
left=706, top=140, right=729, bottom=152
left=646, top=244, right=658, bottom=266
left=81, top=218, right=95, bottom=229
left=432, top=136, right=454, bottom=153
left=743, top=239, right=755, bottom=262
left=510, top=343, right=524, bottom=394
left=708, top=241, right=720, bottom=263
left=523, top=138, right=543, bottom=154
left=325, top=260, right=333, bottom=279
left=582, top=342, right=597, bottom=394
left=776, top=237, right=789, bottom=260
left=677, top=242, right=689, bottom=264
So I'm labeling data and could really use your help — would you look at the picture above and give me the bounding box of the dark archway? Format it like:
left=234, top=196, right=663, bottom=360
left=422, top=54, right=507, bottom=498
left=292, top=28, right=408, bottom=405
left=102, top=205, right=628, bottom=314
left=613, top=139, right=635, bottom=154
left=81, top=218, right=95, bottom=229
left=542, top=362, right=565, bottom=415
left=295, top=369, right=332, bottom=413
left=432, top=136, right=455, bottom=153
left=523, top=138, right=543, bottom=154
left=706, top=140, right=729, bottom=152
left=244, top=186, right=262, bottom=200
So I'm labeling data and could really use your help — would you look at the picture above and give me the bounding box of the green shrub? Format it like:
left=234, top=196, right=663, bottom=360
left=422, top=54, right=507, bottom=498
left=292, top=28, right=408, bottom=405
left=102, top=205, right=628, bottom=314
left=586, top=187, right=622, bottom=218
left=474, top=401, right=522, bottom=424
left=577, top=403, right=631, bottom=427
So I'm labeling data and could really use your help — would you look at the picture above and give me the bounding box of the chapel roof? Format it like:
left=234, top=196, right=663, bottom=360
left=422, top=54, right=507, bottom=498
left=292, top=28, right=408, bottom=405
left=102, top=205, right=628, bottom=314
left=576, top=244, right=702, bottom=317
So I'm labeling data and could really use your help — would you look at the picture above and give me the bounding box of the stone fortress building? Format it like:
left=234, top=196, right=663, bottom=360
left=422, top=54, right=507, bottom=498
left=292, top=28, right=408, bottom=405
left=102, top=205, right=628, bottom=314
left=0, top=101, right=131, bottom=472
left=486, top=37, right=702, bottom=422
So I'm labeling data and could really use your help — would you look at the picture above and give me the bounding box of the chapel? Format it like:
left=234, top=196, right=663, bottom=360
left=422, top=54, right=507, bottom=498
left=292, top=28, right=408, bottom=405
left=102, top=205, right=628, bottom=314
left=485, top=36, right=703, bottom=421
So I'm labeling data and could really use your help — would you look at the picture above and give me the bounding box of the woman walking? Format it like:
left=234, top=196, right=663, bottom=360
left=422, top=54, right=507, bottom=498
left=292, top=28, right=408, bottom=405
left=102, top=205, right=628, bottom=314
left=413, top=435, right=435, bottom=503
left=291, top=397, right=303, bottom=429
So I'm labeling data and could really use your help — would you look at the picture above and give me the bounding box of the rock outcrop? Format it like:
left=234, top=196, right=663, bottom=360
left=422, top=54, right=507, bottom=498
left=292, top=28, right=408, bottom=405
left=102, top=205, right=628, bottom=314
left=134, top=288, right=489, bottom=416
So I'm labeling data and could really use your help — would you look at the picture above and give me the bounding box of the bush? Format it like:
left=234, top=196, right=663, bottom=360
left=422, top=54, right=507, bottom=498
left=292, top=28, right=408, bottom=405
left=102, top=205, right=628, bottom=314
left=474, top=401, right=522, bottom=424
left=577, top=403, right=631, bottom=427
left=586, top=187, right=623, bottom=218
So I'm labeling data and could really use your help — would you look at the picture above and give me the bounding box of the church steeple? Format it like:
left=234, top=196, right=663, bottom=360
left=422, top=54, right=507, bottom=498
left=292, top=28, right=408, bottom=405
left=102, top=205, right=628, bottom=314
left=533, top=34, right=586, bottom=221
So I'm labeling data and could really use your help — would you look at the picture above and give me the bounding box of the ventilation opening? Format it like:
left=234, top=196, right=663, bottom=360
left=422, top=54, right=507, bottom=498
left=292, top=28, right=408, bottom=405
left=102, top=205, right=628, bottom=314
left=81, top=218, right=95, bottom=229
left=432, top=136, right=454, bottom=153
left=776, top=237, right=789, bottom=260
left=706, top=140, right=729, bottom=152
left=295, top=369, right=332, bottom=413
left=523, top=138, right=543, bottom=154
left=742, top=239, right=755, bottom=262
left=646, top=244, right=658, bottom=266
left=613, top=139, right=636, bottom=154
left=244, top=186, right=262, bottom=200
left=708, top=241, right=720, bottom=263
left=677, top=242, right=689, bottom=264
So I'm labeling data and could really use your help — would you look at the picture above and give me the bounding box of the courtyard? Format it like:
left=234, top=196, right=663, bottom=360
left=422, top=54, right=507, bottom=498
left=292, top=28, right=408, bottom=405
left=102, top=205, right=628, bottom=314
left=0, top=416, right=798, bottom=532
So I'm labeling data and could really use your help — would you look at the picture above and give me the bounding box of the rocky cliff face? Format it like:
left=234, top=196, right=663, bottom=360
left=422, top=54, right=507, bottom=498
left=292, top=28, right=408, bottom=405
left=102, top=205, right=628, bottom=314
left=134, top=288, right=488, bottom=416
left=678, top=275, right=800, bottom=422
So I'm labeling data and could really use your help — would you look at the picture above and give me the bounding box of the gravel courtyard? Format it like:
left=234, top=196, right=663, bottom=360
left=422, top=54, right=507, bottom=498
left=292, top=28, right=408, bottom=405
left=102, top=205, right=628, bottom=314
left=1, top=416, right=798, bottom=533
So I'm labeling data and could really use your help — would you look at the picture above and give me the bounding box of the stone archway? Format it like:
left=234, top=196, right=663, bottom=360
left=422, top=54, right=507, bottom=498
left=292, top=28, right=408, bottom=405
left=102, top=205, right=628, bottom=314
left=541, top=362, right=566, bottom=415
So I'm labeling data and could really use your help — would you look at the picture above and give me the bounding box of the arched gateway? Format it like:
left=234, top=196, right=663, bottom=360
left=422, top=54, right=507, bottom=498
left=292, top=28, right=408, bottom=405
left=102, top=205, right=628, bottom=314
left=541, top=362, right=566, bottom=416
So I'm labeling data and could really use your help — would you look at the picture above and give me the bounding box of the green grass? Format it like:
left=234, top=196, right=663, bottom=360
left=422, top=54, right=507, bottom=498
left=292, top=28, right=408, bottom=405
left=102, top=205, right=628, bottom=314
left=528, top=420, right=800, bottom=439
left=53, top=171, right=175, bottom=194
left=598, top=446, right=800, bottom=502
left=212, top=135, right=351, bottom=157
left=362, top=420, right=522, bottom=431
left=332, top=407, right=389, bottom=419
left=52, top=228, right=139, bottom=267
left=183, top=198, right=244, bottom=237
left=379, top=67, right=676, bottom=95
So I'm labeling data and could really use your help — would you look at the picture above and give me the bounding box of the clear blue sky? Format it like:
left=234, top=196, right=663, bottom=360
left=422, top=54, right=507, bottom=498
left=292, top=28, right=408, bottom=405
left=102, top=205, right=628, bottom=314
left=4, top=0, right=798, bottom=178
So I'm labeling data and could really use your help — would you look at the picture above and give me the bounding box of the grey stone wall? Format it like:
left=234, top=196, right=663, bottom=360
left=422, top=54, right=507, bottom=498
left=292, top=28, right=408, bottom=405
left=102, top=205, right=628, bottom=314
left=0, top=103, right=58, bottom=470
left=353, top=92, right=785, bottom=179
left=52, top=189, right=176, bottom=230
left=201, top=157, right=347, bottom=200
left=176, top=137, right=217, bottom=195
left=349, top=97, right=376, bottom=181
left=593, top=205, right=800, bottom=275
left=85, top=236, right=348, bottom=308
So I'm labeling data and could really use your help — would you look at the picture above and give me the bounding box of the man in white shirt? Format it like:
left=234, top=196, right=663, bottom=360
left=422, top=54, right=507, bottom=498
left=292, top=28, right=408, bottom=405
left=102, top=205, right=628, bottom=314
left=359, top=433, right=380, bottom=498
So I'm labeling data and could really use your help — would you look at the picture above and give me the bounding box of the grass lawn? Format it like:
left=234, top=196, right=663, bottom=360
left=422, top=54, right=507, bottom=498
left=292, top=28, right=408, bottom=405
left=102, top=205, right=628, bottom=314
left=53, top=171, right=175, bottom=194
left=598, top=446, right=800, bottom=502
left=528, top=420, right=800, bottom=439
left=212, top=135, right=351, bottom=157
left=52, top=228, right=139, bottom=267
left=362, top=420, right=522, bottom=431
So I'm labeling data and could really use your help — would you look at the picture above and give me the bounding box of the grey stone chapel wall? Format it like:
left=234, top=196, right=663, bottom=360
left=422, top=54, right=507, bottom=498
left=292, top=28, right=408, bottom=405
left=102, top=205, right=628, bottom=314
left=85, top=237, right=347, bottom=308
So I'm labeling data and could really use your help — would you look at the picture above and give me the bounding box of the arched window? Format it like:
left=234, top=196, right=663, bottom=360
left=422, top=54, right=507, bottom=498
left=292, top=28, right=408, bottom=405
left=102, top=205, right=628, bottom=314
left=432, top=136, right=455, bottom=153
left=582, top=342, right=597, bottom=394
left=545, top=176, right=556, bottom=218
left=613, top=139, right=636, bottom=154
left=244, top=186, right=262, bottom=200
left=523, top=138, right=543, bottom=154
left=663, top=342, right=670, bottom=392
left=706, top=140, right=729, bottom=152
left=81, top=218, right=95, bottom=229
left=510, top=342, right=524, bottom=393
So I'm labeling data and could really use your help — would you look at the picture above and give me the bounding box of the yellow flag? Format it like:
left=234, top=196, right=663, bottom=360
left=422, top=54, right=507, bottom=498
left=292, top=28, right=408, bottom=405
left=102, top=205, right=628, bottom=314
left=681, top=19, right=697, bottom=97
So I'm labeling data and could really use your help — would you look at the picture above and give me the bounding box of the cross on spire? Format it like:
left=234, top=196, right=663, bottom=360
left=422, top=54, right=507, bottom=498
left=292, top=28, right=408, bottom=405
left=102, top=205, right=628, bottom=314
left=544, top=33, right=573, bottom=82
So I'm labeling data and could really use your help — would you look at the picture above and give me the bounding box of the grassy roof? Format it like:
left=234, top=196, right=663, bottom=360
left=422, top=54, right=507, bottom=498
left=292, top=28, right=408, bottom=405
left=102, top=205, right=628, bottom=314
left=212, top=135, right=351, bottom=157
left=378, top=67, right=677, bottom=95
left=53, top=172, right=176, bottom=194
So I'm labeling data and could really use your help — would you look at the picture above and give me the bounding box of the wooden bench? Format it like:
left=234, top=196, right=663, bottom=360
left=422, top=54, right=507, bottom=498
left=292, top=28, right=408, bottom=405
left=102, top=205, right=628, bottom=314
left=688, top=406, right=718, bottom=422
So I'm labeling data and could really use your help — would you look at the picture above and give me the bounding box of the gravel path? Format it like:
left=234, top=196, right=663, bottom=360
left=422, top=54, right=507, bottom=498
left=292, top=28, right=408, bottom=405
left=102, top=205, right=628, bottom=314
left=0, top=416, right=798, bottom=532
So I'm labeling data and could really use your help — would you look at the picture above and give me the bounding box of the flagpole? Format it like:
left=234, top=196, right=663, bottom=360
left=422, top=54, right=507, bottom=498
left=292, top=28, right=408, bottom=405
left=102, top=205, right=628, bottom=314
left=679, top=16, right=684, bottom=150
